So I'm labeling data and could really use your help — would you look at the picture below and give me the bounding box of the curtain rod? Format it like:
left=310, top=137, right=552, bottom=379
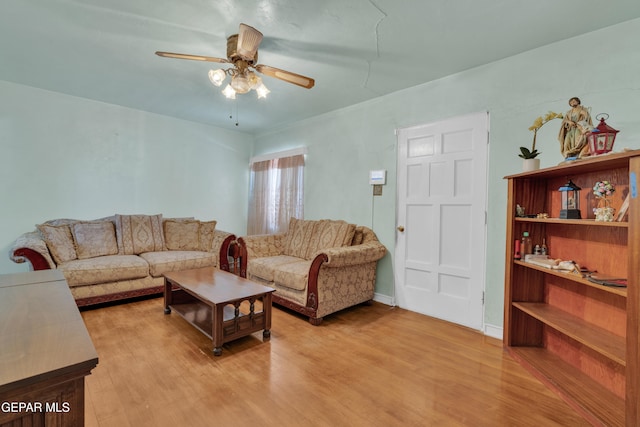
left=249, top=147, right=308, bottom=165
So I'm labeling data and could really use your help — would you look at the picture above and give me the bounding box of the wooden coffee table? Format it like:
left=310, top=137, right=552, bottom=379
left=163, top=267, right=274, bottom=356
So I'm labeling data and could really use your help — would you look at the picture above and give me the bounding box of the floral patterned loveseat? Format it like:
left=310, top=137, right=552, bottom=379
left=238, top=218, right=386, bottom=325
left=11, top=214, right=235, bottom=307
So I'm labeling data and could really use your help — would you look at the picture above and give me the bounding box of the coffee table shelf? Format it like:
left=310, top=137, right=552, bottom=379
left=169, top=289, right=268, bottom=341
left=168, top=290, right=215, bottom=338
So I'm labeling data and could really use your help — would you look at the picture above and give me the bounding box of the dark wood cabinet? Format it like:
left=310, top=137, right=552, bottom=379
left=0, top=270, right=98, bottom=427
left=503, top=151, right=640, bottom=426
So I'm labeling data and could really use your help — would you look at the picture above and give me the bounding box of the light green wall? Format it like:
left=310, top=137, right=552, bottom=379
left=253, top=18, right=640, bottom=329
left=2, top=19, right=639, bottom=331
left=0, top=81, right=253, bottom=274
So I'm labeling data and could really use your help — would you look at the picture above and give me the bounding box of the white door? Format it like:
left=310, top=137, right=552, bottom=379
left=395, top=111, right=488, bottom=330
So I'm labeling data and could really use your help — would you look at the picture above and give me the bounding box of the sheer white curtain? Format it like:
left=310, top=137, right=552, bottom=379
left=247, top=154, right=304, bottom=235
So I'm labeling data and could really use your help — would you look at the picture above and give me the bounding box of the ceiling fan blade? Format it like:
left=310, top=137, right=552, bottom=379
left=155, top=51, right=228, bottom=64
left=255, top=64, right=315, bottom=89
left=236, top=24, right=263, bottom=61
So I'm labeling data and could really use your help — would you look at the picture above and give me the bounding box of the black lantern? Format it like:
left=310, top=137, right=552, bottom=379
left=587, top=113, right=619, bottom=155
left=559, top=179, right=581, bottom=219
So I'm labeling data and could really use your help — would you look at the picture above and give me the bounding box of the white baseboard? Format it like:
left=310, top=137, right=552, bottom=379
left=484, top=324, right=503, bottom=340
left=373, top=293, right=395, bottom=306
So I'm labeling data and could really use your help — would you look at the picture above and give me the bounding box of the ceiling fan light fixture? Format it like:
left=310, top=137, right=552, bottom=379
left=247, top=72, right=262, bottom=89
left=256, top=82, right=270, bottom=99
left=156, top=23, right=315, bottom=104
left=222, top=84, right=236, bottom=99
left=208, top=69, right=226, bottom=86
left=230, top=73, right=251, bottom=94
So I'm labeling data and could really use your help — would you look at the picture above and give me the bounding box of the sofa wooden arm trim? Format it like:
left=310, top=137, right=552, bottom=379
left=12, top=248, right=53, bottom=271
left=217, top=234, right=236, bottom=272
left=238, top=237, right=249, bottom=278
left=307, top=253, right=328, bottom=309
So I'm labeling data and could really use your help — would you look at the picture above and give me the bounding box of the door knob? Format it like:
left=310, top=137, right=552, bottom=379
left=397, top=226, right=405, bottom=232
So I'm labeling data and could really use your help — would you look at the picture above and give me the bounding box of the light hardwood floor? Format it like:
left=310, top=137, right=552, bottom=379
left=81, top=297, right=589, bottom=427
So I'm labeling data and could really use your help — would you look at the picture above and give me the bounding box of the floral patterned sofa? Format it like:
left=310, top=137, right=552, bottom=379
left=237, top=218, right=386, bottom=325
left=11, top=214, right=235, bottom=307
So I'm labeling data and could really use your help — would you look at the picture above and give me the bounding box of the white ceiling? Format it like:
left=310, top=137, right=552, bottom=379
left=3, top=0, right=640, bottom=134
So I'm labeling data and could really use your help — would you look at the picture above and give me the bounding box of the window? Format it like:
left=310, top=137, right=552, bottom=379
left=247, top=151, right=304, bottom=235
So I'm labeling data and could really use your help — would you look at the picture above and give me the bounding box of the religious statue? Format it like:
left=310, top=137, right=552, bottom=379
left=558, top=97, right=593, bottom=159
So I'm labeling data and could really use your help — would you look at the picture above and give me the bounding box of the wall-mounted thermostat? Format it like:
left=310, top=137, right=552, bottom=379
left=369, top=169, right=387, bottom=185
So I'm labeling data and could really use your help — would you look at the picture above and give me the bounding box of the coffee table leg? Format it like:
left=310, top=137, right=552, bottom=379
left=263, top=293, right=272, bottom=341
left=163, top=278, right=172, bottom=314
left=212, top=303, right=224, bottom=356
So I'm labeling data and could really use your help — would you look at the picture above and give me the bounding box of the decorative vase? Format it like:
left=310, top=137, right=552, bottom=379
left=594, top=198, right=615, bottom=222
left=522, top=158, right=540, bottom=172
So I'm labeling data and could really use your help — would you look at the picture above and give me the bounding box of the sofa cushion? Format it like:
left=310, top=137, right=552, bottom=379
left=71, top=221, right=119, bottom=260
left=198, top=220, right=217, bottom=251
left=248, top=255, right=302, bottom=283
left=115, top=214, right=165, bottom=255
left=273, top=260, right=312, bottom=291
left=140, top=251, right=217, bottom=277
left=163, top=220, right=200, bottom=251
left=58, top=255, right=149, bottom=287
left=37, top=223, right=77, bottom=264
left=283, top=218, right=317, bottom=259
left=270, top=284, right=307, bottom=306
left=306, top=220, right=356, bottom=258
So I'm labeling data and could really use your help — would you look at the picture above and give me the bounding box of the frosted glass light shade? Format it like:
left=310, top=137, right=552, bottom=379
left=230, top=74, right=250, bottom=94
left=208, top=69, right=226, bottom=86
left=256, top=82, right=270, bottom=99
left=222, top=84, right=236, bottom=99
left=248, top=72, right=261, bottom=89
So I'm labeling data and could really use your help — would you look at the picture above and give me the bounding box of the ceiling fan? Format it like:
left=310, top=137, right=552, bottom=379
left=156, top=23, right=315, bottom=99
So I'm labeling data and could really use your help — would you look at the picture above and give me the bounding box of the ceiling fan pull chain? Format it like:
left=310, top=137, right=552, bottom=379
left=235, top=98, right=239, bottom=127
left=228, top=98, right=239, bottom=127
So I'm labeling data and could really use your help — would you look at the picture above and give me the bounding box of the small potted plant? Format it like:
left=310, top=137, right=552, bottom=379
left=520, top=111, right=563, bottom=171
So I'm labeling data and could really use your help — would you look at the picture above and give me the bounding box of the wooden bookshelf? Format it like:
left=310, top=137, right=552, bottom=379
left=504, top=150, right=640, bottom=426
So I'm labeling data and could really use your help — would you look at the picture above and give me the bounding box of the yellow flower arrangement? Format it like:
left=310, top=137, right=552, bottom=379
left=519, top=111, right=564, bottom=159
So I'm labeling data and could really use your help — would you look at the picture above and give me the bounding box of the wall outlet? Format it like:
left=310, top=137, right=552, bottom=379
left=373, top=184, right=383, bottom=196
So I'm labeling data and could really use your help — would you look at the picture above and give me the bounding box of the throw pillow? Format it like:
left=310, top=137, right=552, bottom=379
left=351, top=227, right=365, bottom=245
left=198, top=220, right=217, bottom=251
left=164, top=219, right=200, bottom=251
left=283, top=218, right=318, bottom=259
left=115, top=214, right=165, bottom=254
left=37, top=223, right=78, bottom=264
left=71, top=221, right=118, bottom=259
left=306, top=220, right=356, bottom=258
